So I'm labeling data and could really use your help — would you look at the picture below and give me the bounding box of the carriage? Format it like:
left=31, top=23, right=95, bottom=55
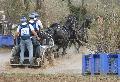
left=10, top=34, right=54, bottom=67
left=10, top=14, right=92, bottom=67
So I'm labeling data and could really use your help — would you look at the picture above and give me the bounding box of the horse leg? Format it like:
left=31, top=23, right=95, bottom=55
left=54, top=46, right=60, bottom=58
left=62, top=46, right=66, bottom=55
left=72, top=40, right=78, bottom=53
left=75, top=40, right=83, bottom=53
left=68, top=40, right=72, bottom=49
left=83, top=29, right=88, bottom=43
left=62, top=42, right=68, bottom=56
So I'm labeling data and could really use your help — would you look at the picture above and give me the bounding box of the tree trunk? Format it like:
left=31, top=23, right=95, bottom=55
left=36, top=0, right=42, bottom=11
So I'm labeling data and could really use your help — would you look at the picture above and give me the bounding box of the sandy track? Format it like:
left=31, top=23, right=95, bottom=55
left=0, top=48, right=11, bottom=73
left=0, top=46, right=89, bottom=74
left=1, top=47, right=119, bottom=82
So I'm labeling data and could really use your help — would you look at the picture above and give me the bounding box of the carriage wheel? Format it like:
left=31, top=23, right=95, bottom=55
left=53, top=52, right=59, bottom=58
left=46, top=48, right=55, bottom=66
left=10, top=46, right=20, bottom=65
left=48, top=53, right=55, bottom=66
left=41, top=55, right=48, bottom=68
left=11, top=46, right=18, bottom=57
left=38, top=47, right=48, bottom=68
left=36, top=57, right=42, bottom=67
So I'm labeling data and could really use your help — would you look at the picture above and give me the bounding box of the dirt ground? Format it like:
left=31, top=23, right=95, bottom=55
left=0, top=47, right=119, bottom=82
left=0, top=46, right=85, bottom=74
left=0, top=74, right=120, bottom=82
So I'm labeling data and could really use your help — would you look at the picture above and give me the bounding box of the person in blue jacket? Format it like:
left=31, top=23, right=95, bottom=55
left=29, top=14, right=39, bottom=33
left=15, top=16, right=40, bottom=65
left=29, top=14, right=42, bottom=46
left=33, top=12, right=43, bottom=30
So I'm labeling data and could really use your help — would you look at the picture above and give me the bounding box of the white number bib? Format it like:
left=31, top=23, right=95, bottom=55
left=21, top=28, right=30, bottom=36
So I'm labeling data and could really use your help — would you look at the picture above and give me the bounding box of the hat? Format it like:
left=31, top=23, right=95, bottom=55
left=29, top=14, right=35, bottom=19
left=20, top=16, right=27, bottom=22
left=32, top=12, right=39, bottom=17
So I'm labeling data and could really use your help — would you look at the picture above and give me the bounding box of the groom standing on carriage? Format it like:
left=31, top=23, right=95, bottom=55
left=15, top=16, right=40, bottom=65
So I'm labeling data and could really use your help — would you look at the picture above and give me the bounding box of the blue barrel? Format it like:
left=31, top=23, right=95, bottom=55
left=0, top=35, right=2, bottom=47
left=82, top=54, right=91, bottom=75
left=82, top=53, right=120, bottom=76
left=1, top=35, right=14, bottom=47
left=6, top=35, right=14, bottom=46
left=90, top=53, right=109, bottom=75
left=82, top=53, right=109, bottom=75
left=118, top=54, right=120, bottom=76
left=107, top=54, right=118, bottom=74
left=99, top=53, right=109, bottom=75
left=1, top=35, right=7, bottom=46
left=82, top=54, right=97, bottom=75
left=93, top=54, right=100, bottom=74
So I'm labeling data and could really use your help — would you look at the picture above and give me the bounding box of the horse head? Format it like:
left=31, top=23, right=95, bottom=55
left=83, top=16, right=92, bottom=29
left=64, top=14, right=78, bottom=31
left=44, top=26, right=54, bottom=37
left=50, top=22, right=61, bottom=30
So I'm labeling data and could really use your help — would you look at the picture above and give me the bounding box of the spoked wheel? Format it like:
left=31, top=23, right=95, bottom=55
left=35, top=45, right=49, bottom=68
left=41, top=55, right=48, bottom=68
left=48, top=53, right=55, bottom=66
left=10, top=45, right=20, bottom=67
left=45, top=48, right=55, bottom=66
left=10, top=56, right=19, bottom=68
left=40, top=46, right=55, bottom=68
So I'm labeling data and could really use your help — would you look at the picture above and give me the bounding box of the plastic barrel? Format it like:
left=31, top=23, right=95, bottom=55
left=0, top=35, right=2, bottom=47
left=1, top=35, right=14, bottom=47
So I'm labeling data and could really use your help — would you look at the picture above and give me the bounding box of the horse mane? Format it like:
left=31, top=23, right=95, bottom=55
left=50, top=23, right=60, bottom=28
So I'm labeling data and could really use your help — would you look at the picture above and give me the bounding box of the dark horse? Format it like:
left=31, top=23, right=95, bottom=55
left=63, top=15, right=82, bottom=52
left=45, top=23, right=69, bottom=56
left=63, top=15, right=92, bottom=52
